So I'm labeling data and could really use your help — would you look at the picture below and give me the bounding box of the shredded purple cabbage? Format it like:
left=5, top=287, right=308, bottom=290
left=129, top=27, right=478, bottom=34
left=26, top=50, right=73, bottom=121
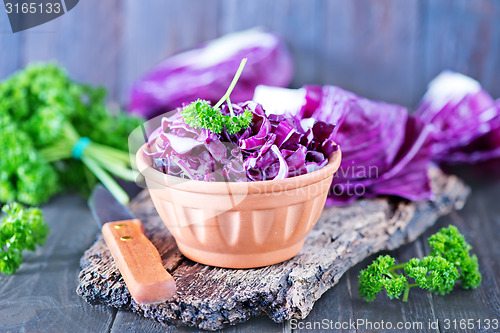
left=147, top=101, right=337, bottom=182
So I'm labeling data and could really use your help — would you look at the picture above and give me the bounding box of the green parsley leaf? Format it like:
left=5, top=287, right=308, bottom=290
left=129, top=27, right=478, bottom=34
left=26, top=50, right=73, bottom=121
left=358, top=225, right=481, bottom=303
left=0, top=202, right=49, bottom=275
left=181, top=59, right=253, bottom=135
left=428, top=225, right=482, bottom=289
left=405, top=256, right=459, bottom=295
left=358, top=255, right=406, bottom=302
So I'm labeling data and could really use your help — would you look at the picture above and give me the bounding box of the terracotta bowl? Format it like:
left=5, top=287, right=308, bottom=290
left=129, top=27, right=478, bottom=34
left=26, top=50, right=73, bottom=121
left=136, top=143, right=341, bottom=268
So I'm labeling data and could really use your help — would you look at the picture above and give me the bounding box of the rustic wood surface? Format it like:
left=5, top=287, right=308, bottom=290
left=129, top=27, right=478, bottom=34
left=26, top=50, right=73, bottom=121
left=1, top=2, right=499, bottom=330
left=0, top=168, right=499, bottom=332
left=1, top=0, right=500, bottom=108
left=75, top=167, right=469, bottom=331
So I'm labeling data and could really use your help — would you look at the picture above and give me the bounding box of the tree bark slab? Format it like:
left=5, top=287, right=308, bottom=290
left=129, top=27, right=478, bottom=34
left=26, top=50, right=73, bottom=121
left=77, top=167, right=469, bottom=331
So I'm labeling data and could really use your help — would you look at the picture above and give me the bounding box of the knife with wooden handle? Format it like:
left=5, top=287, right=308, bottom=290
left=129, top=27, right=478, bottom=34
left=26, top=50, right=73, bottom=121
left=89, top=185, right=176, bottom=304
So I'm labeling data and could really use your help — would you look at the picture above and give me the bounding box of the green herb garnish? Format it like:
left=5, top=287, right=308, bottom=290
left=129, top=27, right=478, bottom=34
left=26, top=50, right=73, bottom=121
left=0, top=202, right=49, bottom=275
left=181, top=58, right=253, bottom=135
left=358, top=225, right=481, bottom=302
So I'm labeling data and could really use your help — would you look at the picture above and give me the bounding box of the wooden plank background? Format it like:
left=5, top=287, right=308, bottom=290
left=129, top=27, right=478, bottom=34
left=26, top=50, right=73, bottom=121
left=0, top=0, right=499, bottom=110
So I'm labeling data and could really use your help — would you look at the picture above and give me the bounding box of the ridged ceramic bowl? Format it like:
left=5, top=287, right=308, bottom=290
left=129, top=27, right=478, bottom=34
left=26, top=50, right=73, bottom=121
left=136, top=143, right=341, bottom=268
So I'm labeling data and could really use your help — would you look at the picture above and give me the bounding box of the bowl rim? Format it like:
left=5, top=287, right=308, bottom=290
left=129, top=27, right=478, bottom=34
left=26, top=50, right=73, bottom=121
left=136, top=142, right=341, bottom=194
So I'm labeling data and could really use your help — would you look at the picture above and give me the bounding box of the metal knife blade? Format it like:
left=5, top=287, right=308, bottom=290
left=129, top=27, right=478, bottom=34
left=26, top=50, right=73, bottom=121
left=89, top=184, right=135, bottom=226
left=88, top=185, right=176, bottom=304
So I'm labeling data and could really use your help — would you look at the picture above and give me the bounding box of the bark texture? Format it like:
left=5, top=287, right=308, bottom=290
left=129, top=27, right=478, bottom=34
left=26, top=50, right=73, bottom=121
left=77, top=167, right=470, bottom=331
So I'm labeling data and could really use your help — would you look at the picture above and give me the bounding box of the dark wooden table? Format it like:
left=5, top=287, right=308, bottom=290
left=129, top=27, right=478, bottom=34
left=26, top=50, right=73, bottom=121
left=0, top=177, right=499, bottom=333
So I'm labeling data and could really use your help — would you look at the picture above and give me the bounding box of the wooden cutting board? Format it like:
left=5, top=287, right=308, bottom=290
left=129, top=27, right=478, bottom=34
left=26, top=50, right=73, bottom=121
left=77, top=167, right=469, bottom=331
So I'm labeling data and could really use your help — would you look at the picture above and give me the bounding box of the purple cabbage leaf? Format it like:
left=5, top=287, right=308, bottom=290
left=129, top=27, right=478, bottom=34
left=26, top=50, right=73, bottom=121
left=129, top=29, right=293, bottom=119
left=415, top=71, right=500, bottom=164
left=254, top=85, right=434, bottom=205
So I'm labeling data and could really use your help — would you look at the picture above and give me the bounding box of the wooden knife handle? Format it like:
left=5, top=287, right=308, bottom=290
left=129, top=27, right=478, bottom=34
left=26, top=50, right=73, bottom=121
left=101, top=219, right=176, bottom=304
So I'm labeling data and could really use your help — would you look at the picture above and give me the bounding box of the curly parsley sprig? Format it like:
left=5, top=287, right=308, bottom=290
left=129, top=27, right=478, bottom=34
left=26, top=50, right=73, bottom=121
left=181, top=59, right=253, bottom=135
left=0, top=64, right=143, bottom=206
left=359, top=225, right=481, bottom=302
left=0, top=202, right=49, bottom=275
